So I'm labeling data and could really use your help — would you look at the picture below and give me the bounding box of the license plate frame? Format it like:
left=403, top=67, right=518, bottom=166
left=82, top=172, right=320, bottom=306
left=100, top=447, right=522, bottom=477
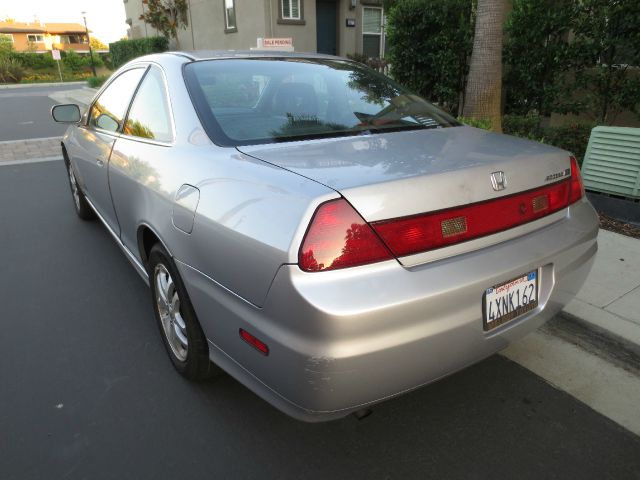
left=483, top=270, right=539, bottom=331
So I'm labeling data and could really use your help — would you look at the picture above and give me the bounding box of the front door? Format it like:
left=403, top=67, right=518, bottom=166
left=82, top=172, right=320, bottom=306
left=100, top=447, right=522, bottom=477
left=73, top=67, right=146, bottom=232
left=316, top=0, right=337, bottom=55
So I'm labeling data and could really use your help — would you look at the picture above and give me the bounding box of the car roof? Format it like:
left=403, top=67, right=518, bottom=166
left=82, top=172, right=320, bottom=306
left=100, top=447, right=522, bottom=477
left=166, top=50, right=346, bottom=62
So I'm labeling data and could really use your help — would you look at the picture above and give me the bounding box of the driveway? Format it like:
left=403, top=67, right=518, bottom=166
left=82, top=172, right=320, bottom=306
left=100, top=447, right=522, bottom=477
left=1, top=161, right=639, bottom=479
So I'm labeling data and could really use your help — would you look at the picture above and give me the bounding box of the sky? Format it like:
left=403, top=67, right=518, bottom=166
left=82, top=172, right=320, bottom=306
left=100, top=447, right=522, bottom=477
left=2, top=0, right=129, bottom=44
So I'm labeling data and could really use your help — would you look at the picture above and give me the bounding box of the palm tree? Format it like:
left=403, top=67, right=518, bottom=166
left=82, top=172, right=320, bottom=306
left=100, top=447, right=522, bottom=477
left=463, top=0, right=506, bottom=132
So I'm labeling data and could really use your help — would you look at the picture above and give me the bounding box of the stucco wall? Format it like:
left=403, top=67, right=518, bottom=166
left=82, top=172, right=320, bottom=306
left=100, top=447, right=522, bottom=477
left=176, top=0, right=268, bottom=50
left=268, top=0, right=316, bottom=53
left=124, top=0, right=383, bottom=57
left=124, top=0, right=159, bottom=40
left=5, top=34, right=33, bottom=52
left=336, top=0, right=358, bottom=56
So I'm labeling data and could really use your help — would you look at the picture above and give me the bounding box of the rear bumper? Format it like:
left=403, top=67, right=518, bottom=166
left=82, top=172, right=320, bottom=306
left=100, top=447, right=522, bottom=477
left=178, top=199, right=599, bottom=421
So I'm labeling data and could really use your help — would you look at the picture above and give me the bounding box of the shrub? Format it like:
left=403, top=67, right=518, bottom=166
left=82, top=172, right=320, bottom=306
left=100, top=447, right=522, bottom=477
left=503, top=113, right=545, bottom=140
left=81, top=51, right=104, bottom=69
left=0, top=56, right=25, bottom=83
left=503, top=114, right=593, bottom=163
left=21, top=73, right=57, bottom=82
left=87, top=74, right=110, bottom=88
left=457, top=116, right=492, bottom=130
left=503, top=0, right=576, bottom=116
left=99, top=53, right=113, bottom=70
left=13, top=51, right=56, bottom=69
left=386, top=0, right=473, bottom=114
left=109, top=36, right=169, bottom=69
left=570, top=0, right=640, bottom=124
left=63, top=50, right=84, bottom=73
left=544, top=123, right=594, bottom=164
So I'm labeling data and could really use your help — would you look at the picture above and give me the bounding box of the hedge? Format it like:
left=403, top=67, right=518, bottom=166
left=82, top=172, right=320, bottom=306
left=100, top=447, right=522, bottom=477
left=460, top=113, right=594, bottom=164
left=109, top=36, right=169, bottom=69
left=502, top=114, right=594, bottom=164
left=386, top=0, right=473, bottom=115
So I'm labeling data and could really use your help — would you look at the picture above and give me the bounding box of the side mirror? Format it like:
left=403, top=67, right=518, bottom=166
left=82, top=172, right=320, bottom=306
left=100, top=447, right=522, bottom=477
left=51, top=104, right=81, bottom=123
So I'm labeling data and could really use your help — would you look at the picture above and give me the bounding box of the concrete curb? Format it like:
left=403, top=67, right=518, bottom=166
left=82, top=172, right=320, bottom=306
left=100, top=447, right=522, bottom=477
left=564, top=298, right=640, bottom=346
left=0, top=156, right=63, bottom=166
left=0, top=81, right=88, bottom=89
left=550, top=311, right=640, bottom=375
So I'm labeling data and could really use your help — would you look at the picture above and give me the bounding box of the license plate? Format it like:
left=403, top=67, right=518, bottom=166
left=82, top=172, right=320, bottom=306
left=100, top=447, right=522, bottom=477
left=483, top=270, right=538, bottom=331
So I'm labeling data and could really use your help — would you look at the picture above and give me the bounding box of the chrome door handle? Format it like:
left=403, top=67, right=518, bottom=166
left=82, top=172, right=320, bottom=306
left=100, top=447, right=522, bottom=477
left=96, top=159, right=104, bottom=167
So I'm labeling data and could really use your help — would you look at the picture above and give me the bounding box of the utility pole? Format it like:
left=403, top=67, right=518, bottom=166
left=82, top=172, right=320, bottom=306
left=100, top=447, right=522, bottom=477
left=81, top=11, right=97, bottom=77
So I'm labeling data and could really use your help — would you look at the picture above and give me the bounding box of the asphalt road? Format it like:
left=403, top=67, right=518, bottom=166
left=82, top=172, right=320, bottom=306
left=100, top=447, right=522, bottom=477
left=1, top=160, right=639, bottom=479
left=0, top=84, right=79, bottom=141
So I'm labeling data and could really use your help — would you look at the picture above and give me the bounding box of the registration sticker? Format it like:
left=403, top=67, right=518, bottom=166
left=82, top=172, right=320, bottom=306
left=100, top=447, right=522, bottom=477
left=483, top=270, right=538, bottom=331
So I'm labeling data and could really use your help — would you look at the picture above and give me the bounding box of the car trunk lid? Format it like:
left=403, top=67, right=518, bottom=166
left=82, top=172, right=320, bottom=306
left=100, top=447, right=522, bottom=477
left=237, top=127, right=576, bottom=264
left=237, top=127, right=572, bottom=220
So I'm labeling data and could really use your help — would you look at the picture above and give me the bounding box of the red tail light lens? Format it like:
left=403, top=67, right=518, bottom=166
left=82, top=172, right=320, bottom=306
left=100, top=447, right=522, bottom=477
left=239, top=328, right=269, bottom=355
left=569, top=156, right=585, bottom=204
left=299, top=199, right=392, bottom=272
left=372, top=177, right=573, bottom=257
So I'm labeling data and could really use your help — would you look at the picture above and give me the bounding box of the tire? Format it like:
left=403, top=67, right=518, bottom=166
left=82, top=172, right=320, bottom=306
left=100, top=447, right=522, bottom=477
left=148, top=243, right=217, bottom=381
left=64, top=156, right=95, bottom=221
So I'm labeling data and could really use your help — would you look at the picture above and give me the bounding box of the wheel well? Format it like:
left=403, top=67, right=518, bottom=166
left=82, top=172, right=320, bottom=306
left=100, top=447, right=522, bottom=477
left=61, top=143, right=69, bottom=164
left=138, top=226, right=160, bottom=266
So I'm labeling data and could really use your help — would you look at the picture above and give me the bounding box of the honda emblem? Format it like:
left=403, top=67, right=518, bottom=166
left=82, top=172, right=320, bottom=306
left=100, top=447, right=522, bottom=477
left=490, top=171, right=507, bottom=191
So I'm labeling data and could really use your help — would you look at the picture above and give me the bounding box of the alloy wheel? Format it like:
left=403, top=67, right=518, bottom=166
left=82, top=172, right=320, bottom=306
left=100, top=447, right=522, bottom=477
left=67, top=164, right=81, bottom=211
left=154, top=264, right=189, bottom=362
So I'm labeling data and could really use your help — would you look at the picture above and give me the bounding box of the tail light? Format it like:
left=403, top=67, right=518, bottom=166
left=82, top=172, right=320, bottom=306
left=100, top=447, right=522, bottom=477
left=300, top=158, right=582, bottom=270
left=299, top=199, right=392, bottom=272
left=569, top=156, right=585, bottom=204
left=371, top=157, right=581, bottom=257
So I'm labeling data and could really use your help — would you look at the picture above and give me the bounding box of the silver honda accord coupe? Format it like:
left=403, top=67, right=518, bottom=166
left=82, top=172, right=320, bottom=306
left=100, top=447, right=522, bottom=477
left=52, top=51, right=598, bottom=421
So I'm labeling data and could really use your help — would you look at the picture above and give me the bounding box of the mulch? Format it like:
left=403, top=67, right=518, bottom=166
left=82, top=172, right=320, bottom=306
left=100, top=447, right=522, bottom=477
left=599, top=214, right=640, bottom=240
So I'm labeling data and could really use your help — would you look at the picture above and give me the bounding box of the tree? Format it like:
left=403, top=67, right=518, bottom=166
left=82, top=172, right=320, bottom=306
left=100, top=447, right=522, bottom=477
left=570, top=0, right=640, bottom=124
left=139, top=0, right=188, bottom=49
left=0, top=35, right=13, bottom=55
left=463, top=0, right=507, bottom=131
left=90, top=37, right=108, bottom=50
left=503, top=0, right=576, bottom=116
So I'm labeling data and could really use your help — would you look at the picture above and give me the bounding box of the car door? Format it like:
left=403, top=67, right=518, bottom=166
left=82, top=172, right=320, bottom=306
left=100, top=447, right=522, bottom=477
left=70, top=67, right=146, bottom=233
left=108, top=65, right=176, bottom=260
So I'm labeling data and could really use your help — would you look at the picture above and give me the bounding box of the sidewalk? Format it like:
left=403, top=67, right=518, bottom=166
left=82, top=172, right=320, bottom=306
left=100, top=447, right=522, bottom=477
left=0, top=137, right=62, bottom=164
left=563, top=229, right=640, bottom=348
left=48, top=87, right=96, bottom=109
left=0, top=85, right=96, bottom=165
left=503, top=228, right=640, bottom=436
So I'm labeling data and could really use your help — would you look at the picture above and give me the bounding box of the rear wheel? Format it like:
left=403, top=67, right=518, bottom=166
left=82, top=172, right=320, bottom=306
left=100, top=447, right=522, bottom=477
left=148, top=243, right=217, bottom=381
left=64, top=157, right=95, bottom=220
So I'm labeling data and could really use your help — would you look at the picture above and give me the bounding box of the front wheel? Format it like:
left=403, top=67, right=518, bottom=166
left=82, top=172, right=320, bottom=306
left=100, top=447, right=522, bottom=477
left=148, top=243, right=217, bottom=381
left=65, top=159, right=95, bottom=220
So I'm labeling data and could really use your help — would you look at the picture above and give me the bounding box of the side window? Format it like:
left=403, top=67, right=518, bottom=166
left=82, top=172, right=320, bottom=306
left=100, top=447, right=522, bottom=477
left=89, top=68, right=145, bottom=133
left=123, top=66, right=173, bottom=142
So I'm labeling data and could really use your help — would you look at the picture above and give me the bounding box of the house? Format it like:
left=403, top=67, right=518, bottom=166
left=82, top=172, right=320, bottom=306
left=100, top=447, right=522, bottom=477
left=0, top=20, right=91, bottom=54
left=124, top=0, right=386, bottom=58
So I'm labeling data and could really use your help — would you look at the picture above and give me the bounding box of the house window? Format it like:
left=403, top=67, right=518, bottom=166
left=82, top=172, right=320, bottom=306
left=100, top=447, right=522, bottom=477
left=0, top=33, right=13, bottom=43
left=282, top=0, right=301, bottom=20
left=59, top=35, right=87, bottom=44
left=224, top=0, right=237, bottom=31
left=362, top=7, right=383, bottom=58
left=27, top=34, right=45, bottom=43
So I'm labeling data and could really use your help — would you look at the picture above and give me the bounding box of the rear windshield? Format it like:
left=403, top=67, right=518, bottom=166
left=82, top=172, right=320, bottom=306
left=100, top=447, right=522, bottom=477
left=183, top=58, right=460, bottom=146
